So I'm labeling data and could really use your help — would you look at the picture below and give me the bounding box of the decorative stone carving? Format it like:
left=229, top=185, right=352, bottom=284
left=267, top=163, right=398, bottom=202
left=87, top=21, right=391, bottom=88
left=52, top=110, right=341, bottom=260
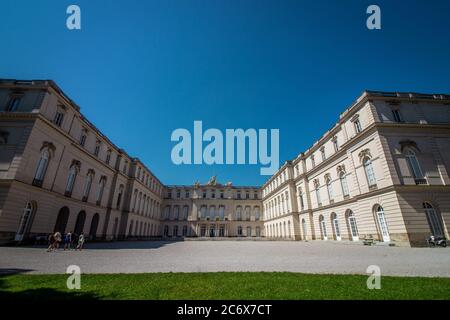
left=336, top=165, right=346, bottom=174
left=358, top=148, right=372, bottom=162
left=399, top=140, right=420, bottom=153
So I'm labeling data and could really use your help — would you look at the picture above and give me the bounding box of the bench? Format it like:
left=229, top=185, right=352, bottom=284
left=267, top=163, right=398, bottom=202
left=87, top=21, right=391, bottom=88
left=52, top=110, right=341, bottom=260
left=363, top=235, right=375, bottom=246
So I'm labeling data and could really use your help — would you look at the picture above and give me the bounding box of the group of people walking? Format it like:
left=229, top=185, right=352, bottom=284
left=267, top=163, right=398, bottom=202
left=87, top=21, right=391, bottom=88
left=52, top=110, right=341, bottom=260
left=47, top=231, right=85, bottom=252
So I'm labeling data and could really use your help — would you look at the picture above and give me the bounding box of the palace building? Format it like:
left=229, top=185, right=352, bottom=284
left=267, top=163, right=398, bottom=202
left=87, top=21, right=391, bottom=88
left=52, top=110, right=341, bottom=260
left=0, top=79, right=449, bottom=246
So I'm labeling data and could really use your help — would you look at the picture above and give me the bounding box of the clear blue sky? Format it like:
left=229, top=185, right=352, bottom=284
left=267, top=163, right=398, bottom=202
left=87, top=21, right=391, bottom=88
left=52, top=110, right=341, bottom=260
left=1, top=0, right=450, bottom=186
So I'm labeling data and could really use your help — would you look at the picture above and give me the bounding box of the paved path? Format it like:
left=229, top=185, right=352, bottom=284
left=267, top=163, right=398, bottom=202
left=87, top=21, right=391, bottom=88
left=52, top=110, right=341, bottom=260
left=0, top=241, right=449, bottom=277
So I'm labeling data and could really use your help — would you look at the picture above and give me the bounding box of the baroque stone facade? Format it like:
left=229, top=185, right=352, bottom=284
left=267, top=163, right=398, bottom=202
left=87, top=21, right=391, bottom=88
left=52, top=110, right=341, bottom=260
left=262, top=90, right=450, bottom=246
left=0, top=79, right=449, bottom=246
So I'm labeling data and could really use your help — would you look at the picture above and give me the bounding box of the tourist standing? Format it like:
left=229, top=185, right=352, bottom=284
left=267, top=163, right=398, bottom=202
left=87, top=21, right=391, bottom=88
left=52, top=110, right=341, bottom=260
left=76, top=232, right=85, bottom=251
left=46, top=233, right=55, bottom=252
left=54, top=232, right=62, bottom=250
left=63, top=231, right=72, bottom=250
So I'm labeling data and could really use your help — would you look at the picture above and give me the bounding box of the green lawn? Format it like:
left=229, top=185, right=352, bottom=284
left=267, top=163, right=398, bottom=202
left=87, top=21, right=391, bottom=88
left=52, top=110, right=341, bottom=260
left=0, top=273, right=449, bottom=300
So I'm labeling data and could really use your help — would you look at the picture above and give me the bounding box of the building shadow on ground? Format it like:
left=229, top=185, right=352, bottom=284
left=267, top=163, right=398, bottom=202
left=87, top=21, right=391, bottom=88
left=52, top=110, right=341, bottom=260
left=0, top=268, right=99, bottom=300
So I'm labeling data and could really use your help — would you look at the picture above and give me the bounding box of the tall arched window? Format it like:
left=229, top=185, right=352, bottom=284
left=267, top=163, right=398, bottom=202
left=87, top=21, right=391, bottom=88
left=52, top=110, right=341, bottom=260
left=326, top=175, right=334, bottom=202
left=245, top=206, right=251, bottom=221
left=128, top=220, right=134, bottom=237
left=54, top=207, right=70, bottom=233
left=112, top=217, right=119, bottom=238
left=331, top=213, right=341, bottom=241
left=287, top=221, right=291, bottom=238
left=116, top=185, right=124, bottom=209
left=346, top=210, right=359, bottom=241
left=74, top=211, right=86, bottom=235
left=301, top=218, right=307, bottom=240
left=298, top=187, right=305, bottom=210
left=15, top=201, right=36, bottom=241
left=209, top=206, right=215, bottom=219
left=236, top=206, right=242, bottom=221
left=82, top=170, right=94, bottom=202
left=340, top=172, right=349, bottom=197
left=423, top=202, right=444, bottom=237
left=405, top=149, right=425, bottom=182
left=363, top=157, right=377, bottom=187
left=96, top=176, right=106, bottom=205
left=65, top=165, right=79, bottom=197
left=164, top=206, right=171, bottom=220
left=254, top=206, right=260, bottom=221
left=183, top=206, right=189, bottom=220
left=200, top=205, right=207, bottom=219
left=319, top=215, right=327, bottom=240
left=137, top=192, right=142, bottom=214
left=174, top=206, right=180, bottom=220
left=219, top=206, right=225, bottom=220
left=33, top=150, right=50, bottom=187
left=163, top=225, right=169, bottom=237
left=89, top=213, right=100, bottom=239
left=375, top=205, right=390, bottom=242
left=131, top=189, right=138, bottom=211
left=315, top=185, right=322, bottom=206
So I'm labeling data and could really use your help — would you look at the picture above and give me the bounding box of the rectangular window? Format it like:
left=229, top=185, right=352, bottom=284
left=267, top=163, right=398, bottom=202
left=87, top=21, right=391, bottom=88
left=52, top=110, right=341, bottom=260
left=392, top=109, right=403, bottom=123
left=94, top=142, right=100, bottom=157
left=79, top=133, right=86, bottom=147
left=315, top=188, right=322, bottom=206
left=6, top=97, right=21, bottom=112
left=333, top=139, right=339, bottom=152
left=354, top=119, right=362, bottom=133
left=299, top=193, right=304, bottom=210
left=53, top=111, right=65, bottom=127
left=321, top=148, right=326, bottom=162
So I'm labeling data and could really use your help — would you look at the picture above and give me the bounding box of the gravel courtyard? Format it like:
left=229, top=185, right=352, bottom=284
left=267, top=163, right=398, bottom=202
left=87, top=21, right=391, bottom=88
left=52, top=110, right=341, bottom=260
left=1, top=241, right=449, bottom=277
